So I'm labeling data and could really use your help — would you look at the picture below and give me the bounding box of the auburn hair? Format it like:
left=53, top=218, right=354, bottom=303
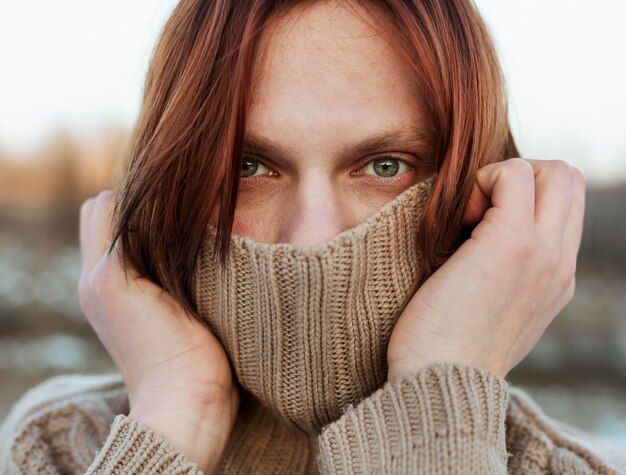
left=109, top=0, right=519, bottom=318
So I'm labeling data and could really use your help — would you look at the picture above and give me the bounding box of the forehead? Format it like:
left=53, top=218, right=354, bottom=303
left=247, top=1, right=425, bottom=140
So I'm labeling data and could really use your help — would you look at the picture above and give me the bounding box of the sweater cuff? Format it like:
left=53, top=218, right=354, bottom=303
left=86, top=414, right=203, bottom=474
left=318, top=362, right=510, bottom=474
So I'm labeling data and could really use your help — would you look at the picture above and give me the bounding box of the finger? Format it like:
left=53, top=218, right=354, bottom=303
left=79, top=198, right=95, bottom=271
left=473, top=158, right=536, bottom=234
left=524, top=159, right=575, bottom=243
left=108, top=236, right=139, bottom=287
left=84, top=190, right=118, bottom=271
left=462, top=181, right=491, bottom=227
left=560, top=166, right=586, bottom=278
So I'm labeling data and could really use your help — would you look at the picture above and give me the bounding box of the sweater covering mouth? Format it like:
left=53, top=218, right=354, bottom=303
left=194, top=174, right=436, bottom=435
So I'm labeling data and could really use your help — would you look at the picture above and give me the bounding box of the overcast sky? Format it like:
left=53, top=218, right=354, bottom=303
left=0, top=0, right=624, bottom=184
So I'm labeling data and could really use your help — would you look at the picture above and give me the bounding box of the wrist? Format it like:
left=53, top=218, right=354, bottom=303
left=129, top=403, right=234, bottom=474
left=128, top=385, right=238, bottom=474
left=388, top=360, right=431, bottom=384
left=388, top=355, right=509, bottom=383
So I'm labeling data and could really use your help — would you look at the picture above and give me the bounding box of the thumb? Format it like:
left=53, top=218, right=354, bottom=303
left=462, top=158, right=535, bottom=230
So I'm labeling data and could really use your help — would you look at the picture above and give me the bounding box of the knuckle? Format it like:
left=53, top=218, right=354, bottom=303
left=86, top=261, right=113, bottom=298
left=77, top=277, right=88, bottom=310
left=564, top=276, right=576, bottom=302
left=80, top=197, right=94, bottom=216
left=506, top=157, right=534, bottom=175
left=546, top=160, right=575, bottom=186
left=560, top=254, right=578, bottom=282
left=547, top=159, right=571, bottom=173
left=85, top=269, right=100, bottom=295
left=571, top=166, right=586, bottom=190
left=77, top=273, right=101, bottom=318
left=95, top=190, right=115, bottom=207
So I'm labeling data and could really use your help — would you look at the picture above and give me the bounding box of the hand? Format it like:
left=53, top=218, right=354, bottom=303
left=78, top=190, right=239, bottom=474
left=387, top=158, right=585, bottom=381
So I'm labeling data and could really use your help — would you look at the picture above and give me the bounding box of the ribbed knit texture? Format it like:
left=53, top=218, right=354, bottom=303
left=86, top=415, right=202, bottom=474
left=317, top=363, right=510, bottom=474
left=194, top=175, right=435, bottom=435
left=3, top=369, right=626, bottom=474
left=2, top=172, right=626, bottom=473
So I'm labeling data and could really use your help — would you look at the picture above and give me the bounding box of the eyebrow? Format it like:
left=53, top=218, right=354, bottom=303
left=242, top=125, right=432, bottom=167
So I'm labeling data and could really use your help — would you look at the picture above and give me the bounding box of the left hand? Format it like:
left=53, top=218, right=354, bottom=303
left=387, top=158, right=586, bottom=381
left=78, top=190, right=239, bottom=474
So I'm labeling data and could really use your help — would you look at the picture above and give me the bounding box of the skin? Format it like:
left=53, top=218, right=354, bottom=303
left=233, top=1, right=434, bottom=243
left=78, top=1, right=585, bottom=472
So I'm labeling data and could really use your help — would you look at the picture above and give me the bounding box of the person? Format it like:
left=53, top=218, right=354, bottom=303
left=0, top=0, right=624, bottom=473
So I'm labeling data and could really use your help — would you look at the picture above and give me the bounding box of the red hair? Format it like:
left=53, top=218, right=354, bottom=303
left=110, top=0, right=519, bottom=317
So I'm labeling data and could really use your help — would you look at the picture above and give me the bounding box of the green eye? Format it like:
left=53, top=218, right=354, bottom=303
left=240, top=158, right=274, bottom=177
left=240, top=158, right=257, bottom=177
left=362, top=157, right=410, bottom=177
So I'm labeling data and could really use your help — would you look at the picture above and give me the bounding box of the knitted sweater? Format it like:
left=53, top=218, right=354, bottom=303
left=1, top=363, right=626, bottom=474
left=3, top=177, right=625, bottom=473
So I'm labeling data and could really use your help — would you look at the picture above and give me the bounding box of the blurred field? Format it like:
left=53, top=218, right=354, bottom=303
left=1, top=131, right=625, bottom=445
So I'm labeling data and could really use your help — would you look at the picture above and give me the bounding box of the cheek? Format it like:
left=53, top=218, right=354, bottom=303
left=346, top=179, right=417, bottom=220
left=232, top=191, right=284, bottom=242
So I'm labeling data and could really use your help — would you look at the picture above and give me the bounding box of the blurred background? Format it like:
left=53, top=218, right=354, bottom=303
left=1, top=0, right=625, bottom=445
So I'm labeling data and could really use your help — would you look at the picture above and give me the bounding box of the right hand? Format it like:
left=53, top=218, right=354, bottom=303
left=78, top=190, right=238, bottom=474
left=388, top=158, right=585, bottom=382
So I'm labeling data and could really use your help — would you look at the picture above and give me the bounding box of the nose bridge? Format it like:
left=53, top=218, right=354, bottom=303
left=279, top=175, right=345, bottom=246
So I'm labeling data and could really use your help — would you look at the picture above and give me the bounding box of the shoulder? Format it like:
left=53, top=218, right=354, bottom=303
left=3, top=372, right=128, bottom=438
left=506, top=385, right=626, bottom=474
left=6, top=373, right=126, bottom=413
left=0, top=373, right=127, bottom=474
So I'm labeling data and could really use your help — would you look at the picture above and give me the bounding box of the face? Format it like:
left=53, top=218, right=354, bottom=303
left=234, top=0, right=433, bottom=244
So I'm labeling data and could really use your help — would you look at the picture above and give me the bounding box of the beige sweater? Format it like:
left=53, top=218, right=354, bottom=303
left=1, top=362, right=625, bottom=474
left=3, top=178, right=624, bottom=473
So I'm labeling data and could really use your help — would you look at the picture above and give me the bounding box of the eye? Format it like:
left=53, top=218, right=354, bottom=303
left=240, top=158, right=276, bottom=177
left=361, top=157, right=411, bottom=178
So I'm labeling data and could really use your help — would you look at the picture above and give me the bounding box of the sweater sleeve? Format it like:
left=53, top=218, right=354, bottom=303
left=0, top=374, right=202, bottom=475
left=317, top=362, right=511, bottom=474
left=85, top=414, right=203, bottom=474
